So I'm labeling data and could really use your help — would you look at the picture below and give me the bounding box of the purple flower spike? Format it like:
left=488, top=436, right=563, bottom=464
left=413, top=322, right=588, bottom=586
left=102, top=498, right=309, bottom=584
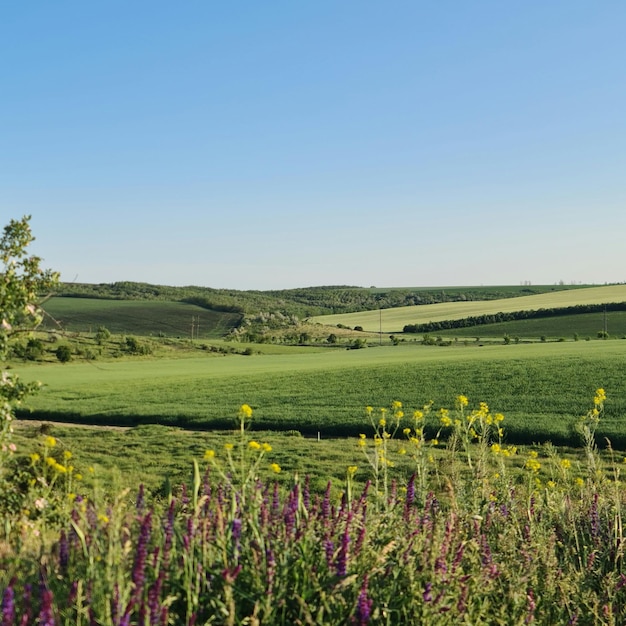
left=132, top=511, right=153, bottom=601
left=2, top=584, right=15, bottom=626
left=423, top=582, right=433, bottom=603
left=355, top=576, right=373, bottom=625
left=59, top=530, right=69, bottom=573
left=136, top=484, right=145, bottom=513
left=37, top=588, right=55, bottom=626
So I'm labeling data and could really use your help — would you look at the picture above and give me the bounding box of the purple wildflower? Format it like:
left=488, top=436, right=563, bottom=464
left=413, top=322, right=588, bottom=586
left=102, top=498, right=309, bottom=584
left=59, top=530, right=69, bottom=573
left=322, top=482, right=332, bottom=520
left=324, top=538, right=334, bottom=568
left=456, top=582, right=468, bottom=615
left=335, top=515, right=352, bottom=577
left=19, top=584, right=32, bottom=626
left=354, top=576, right=373, bottom=625
left=37, top=588, right=55, bottom=626
left=303, top=475, right=311, bottom=511
left=136, top=484, right=145, bottom=514
left=405, top=473, right=416, bottom=511
left=452, top=542, right=465, bottom=573
left=132, top=511, right=153, bottom=601
left=2, top=583, right=15, bottom=626
left=423, top=582, right=433, bottom=603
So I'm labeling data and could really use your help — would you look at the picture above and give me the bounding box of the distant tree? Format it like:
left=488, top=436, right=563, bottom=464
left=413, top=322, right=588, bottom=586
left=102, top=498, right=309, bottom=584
left=354, top=326, right=364, bottom=332
left=597, top=330, right=609, bottom=340
left=95, top=325, right=111, bottom=345
left=327, top=333, right=337, bottom=344
left=55, top=344, right=72, bottom=363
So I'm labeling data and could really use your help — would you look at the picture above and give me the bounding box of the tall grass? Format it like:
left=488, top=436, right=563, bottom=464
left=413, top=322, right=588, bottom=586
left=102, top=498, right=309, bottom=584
left=3, top=391, right=626, bottom=624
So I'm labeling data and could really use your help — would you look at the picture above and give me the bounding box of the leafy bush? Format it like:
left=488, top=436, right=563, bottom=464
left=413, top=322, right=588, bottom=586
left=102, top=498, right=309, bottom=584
left=55, top=344, right=72, bottom=363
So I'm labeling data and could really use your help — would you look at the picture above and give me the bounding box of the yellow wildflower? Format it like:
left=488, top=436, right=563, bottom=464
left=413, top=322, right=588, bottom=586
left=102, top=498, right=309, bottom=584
left=30, top=452, right=40, bottom=463
left=63, top=450, right=72, bottom=460
left=560, top=459, right=571, bottom=470
left=44, top=436, right=56, bottom=448
left=248, top=441, right=261, bottom=451
left=403, top=427, right=411, bottom=436
left=391, top=400, right=402, bottom=410
left=575, top=477, right=585, bottom=487
left=239, top=404, right=253, bottom=419
left=270, top=463, right=281, bottom=473
left=525, top=457, right=541, bottom=473
left=594, top=388, right=606, bottom=405
left=224, top=443, right=234, bottom=451
left=262, top=443, right=272, bottom=452
left=347, top=465, right=358, bottom=477
left=379, top=417, right=386, bottom=427
left=98, top=514, right=110, bottom=524
left=204, top=449, right=215, bottom=461
left=457, top=395, right=469, bottom=407
left=365, top=406, right=373, bottom=415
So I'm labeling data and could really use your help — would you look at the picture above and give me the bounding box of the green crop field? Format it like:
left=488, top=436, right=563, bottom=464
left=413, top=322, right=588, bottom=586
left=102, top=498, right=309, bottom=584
left=14, top=340, right=626, bottom=447
left=41, top=297, right=241, bottom=338
left=442, top=311, right=626, bottom=339
left=312, top=284, right=626, bottom=332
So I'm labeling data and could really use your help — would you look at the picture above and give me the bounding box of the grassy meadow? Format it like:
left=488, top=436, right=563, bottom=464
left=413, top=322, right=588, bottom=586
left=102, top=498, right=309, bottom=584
left=14, top=339, right=626, bottom=446
left=6, top=281, right=626, bottom=623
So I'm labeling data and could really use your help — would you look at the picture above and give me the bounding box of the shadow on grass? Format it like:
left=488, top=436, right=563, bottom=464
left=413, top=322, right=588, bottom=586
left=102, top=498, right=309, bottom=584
left=16, top=409, right=626, bottom=450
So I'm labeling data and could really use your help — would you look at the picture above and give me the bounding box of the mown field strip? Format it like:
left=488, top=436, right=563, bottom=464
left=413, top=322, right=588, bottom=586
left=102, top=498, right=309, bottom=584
left=312, top=284, right=626, bottom=331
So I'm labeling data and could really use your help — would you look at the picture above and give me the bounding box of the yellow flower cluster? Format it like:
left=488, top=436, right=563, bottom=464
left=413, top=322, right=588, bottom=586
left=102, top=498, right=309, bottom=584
left=490, top=443, right=517, bottom=457
left=594, top=388, right=606, bottom=406
left=239, top=404, right=253, bottom=420
left=525, top=451, right=541, bottom=473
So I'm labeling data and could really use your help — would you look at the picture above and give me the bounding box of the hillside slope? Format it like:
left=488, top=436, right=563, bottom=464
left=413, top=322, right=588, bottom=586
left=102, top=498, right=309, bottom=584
left=310, top=285, right=626, bottom=333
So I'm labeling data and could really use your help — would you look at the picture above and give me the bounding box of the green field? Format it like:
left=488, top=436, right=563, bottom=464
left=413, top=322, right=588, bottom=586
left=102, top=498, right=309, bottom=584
left=442, top=311, right=626, bottom=339
left=14, top=340, right=626, bottom=447
left=41, top=297, right=241, bottom=338
left=312, top=284, right=626, bottom=332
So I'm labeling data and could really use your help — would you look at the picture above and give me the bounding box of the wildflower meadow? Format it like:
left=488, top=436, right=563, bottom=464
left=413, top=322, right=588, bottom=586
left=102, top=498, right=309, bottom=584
left=3, top=217, right=626, bottom=624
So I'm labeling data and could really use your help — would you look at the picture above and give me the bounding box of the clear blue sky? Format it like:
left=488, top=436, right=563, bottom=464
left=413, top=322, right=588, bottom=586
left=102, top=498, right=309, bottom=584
left=2, top=1, right=625, bottom=290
